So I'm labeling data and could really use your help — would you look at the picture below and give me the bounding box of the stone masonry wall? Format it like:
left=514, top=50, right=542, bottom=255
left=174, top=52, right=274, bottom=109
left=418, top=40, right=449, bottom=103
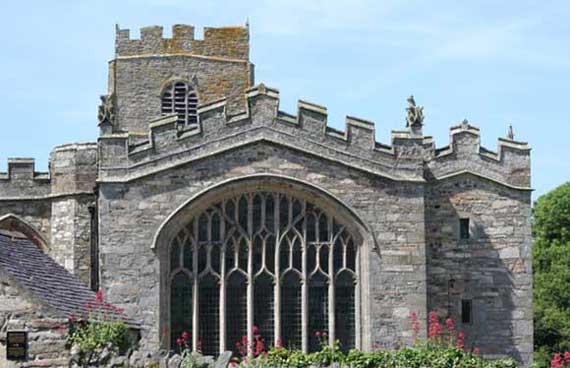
left=97, top=141, right=428, bottom=351
left=110, top=56, right=251, bottom=133
left=0, top=143, right=97, bottom=286
left=0, top=270, right=69, bottom=368
left=49, top=143, right=98, bottom=286
left=110, top=25, right=252, bottom=133
left=425, top=175, right=533, bottom=365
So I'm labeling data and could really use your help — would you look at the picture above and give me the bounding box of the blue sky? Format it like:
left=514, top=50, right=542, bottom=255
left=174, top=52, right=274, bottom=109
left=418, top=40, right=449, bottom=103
left=0, top=1, right=568, bottom=201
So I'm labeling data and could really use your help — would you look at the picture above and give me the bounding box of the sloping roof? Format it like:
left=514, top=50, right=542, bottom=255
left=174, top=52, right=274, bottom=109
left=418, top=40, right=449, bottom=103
left=0, top=230, right=139, bottom=327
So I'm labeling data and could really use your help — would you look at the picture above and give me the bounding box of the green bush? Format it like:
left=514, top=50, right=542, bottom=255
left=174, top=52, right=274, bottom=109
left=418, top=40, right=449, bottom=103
left=258, top=344, right=517, bottom=368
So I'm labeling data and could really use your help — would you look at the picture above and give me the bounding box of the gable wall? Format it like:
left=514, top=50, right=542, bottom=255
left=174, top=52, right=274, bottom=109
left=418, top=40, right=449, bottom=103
left=97, top=142, right=428, bottom=350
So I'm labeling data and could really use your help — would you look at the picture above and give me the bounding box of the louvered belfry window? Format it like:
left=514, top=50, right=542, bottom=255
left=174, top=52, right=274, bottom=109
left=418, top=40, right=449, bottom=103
left=161, top=81, right=199, bottom=127
left=169, top=191, right=360, bottom=355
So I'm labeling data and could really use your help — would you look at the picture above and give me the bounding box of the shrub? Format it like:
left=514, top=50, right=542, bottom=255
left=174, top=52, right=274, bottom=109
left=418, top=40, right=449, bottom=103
left=67, top=289, right=129, bottom=364
left=227, top=312, right=518, bottom=368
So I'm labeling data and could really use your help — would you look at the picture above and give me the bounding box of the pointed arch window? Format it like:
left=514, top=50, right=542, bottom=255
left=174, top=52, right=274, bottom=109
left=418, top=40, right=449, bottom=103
left=161, top=81, right=198, bottom=128
left=168, top=192, right=361, bottom=355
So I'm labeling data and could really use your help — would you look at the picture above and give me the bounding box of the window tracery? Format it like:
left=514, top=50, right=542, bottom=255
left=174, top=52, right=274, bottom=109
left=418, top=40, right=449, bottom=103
left=169, top=191, right=360, bottom=355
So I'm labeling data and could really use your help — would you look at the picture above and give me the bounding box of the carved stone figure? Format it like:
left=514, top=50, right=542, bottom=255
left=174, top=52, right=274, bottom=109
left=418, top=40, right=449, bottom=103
left=405, top=95, right=424, bottom=128
left=507, top=125, right=514, bottom=140
left=98, top=94, right=115, bottom=126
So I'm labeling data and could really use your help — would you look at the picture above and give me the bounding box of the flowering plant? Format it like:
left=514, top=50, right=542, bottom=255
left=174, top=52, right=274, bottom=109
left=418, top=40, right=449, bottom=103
left=551, top=352, right=570, bottom=368
left=67, top=289, right=128, bottom=365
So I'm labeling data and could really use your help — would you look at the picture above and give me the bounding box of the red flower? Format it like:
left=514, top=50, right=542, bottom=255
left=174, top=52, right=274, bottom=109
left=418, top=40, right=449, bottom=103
left=551, top=353, right=563, bottom=368
left=455, top=332, right=465, bottom=350
left=252, top=325, right=260, bottom=334
left=445, top=318, right=455, bottom=334
left=95, top=288, right=103, bottom=303
left=182, top=331, right=189, bottom=340
left=472, top=347, right=480, bottom=356
left=428, top=311, right=443, bottom=340
left=176, top=338, right=183, bottom=346
left=315, top=331, right=322, bottom=337
left=565, top=352, right=570, bottom=362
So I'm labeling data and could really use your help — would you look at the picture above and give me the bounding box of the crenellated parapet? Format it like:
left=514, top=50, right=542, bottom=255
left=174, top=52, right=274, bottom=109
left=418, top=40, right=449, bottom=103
left=97, top=84, right=531, bottom=191
left=0, top=158, right=50, bottom=198
left=115, top=24, right=249, bottom=60
left=426, top=120, right=531, bottom=189
left=0, top=143, right=98, bottom=200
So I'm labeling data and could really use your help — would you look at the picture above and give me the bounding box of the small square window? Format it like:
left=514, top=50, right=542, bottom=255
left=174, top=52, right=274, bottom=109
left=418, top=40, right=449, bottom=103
left=459, top=218, right=470, bottom=240
left=461, top=299, right=473, bottom=324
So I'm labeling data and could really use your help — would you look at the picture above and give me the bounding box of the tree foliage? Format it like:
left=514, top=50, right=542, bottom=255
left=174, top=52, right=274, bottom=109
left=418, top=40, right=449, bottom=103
left=533, top=182, right=570, bottom=366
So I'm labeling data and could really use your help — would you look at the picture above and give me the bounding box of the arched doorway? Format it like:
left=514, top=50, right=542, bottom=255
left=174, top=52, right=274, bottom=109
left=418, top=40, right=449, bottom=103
left=155, top=175, right=371, bottom=355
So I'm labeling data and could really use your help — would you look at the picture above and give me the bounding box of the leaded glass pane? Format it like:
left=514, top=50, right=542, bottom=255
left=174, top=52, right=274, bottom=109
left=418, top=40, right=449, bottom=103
left=226, top=272, right=247, bottom=351
left=281, top=272, right=302, bottom=349
left=265, top=235, right=275, bottom=273
left=199, top=275, right=219, bottom=356
left=183, top=242, right=193, bottom=271
left=346, top=238, right=356, bottom=272
left=254, top=273, right=274, bottom=345
left=171, top=272, right=192, bottom=349
left=171, top=239, right=181, bottom=272
left=265, top=195, right=275, bottom=232
left=309, top=273, right=328, bottom=352
left=335, top=271, right=356, bottom=352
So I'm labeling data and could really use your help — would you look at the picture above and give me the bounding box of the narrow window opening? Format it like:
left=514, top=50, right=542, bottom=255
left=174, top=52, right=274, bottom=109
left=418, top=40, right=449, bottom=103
left=161, top=81, right=198, bottom=128
left=459, top=218, right=470, bottom=240
left=461, top=299, right=472, bottom=324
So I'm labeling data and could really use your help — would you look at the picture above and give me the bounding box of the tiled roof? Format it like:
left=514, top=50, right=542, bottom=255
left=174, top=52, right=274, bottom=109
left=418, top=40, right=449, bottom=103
left=0, top=231, right=139, bottom=327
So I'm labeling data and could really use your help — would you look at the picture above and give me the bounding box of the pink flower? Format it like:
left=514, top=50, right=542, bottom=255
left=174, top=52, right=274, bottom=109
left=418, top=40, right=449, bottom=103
left=565, top=352, right=570, bottom=362
left=428, top=312, right=442, bottom=339
left=445, top=318, right=455, bottom=334
left=472, top=347, right=480, bottom=356
left=455, top=332, right=465, bottom=350
left=95, top=289, right=103, bottom=303
left=252, top=325, right=260, bottom=334
left=551, top=353, right=563, bottom=368
left=276, top=338, right=283, bottom=349
left=315, top=331, right=322, bottom=337
left=86, top=302, right=92, bottom=312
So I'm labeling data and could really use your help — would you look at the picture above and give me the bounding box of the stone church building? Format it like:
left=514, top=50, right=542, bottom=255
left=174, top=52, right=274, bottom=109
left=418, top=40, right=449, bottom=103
left=0, top=24, right=533, bottom=364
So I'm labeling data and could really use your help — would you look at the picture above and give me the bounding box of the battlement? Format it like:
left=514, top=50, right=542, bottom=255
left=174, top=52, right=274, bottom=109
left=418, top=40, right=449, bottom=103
left=0, top=158, right=50, bottom=198
left=0, top=143, right=98, bottom=200
left=115, top=24, right=249, bottom=60
left=97, top=83, right=531, bottom=190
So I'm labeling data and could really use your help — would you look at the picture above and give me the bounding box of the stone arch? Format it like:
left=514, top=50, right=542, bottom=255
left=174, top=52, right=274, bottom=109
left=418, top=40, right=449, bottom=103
left=153, top=174, right=376, bottom=352
left=0, top=214, right=49, bottom=251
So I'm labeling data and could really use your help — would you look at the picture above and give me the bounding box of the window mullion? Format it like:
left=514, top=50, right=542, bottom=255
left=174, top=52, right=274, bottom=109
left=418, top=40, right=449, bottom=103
left=247, top=194, right=254, bottom=355
left=301, top=200, right=308, bottom=353
left=192, top=220, right=199, bottom=352
left=219, top=206, right=226, bottom=353
left=273, top=194, right=281, bottom=347
left=355, top=244, right=361, bottom=350
left=328, top=216, right=335, bottom=346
